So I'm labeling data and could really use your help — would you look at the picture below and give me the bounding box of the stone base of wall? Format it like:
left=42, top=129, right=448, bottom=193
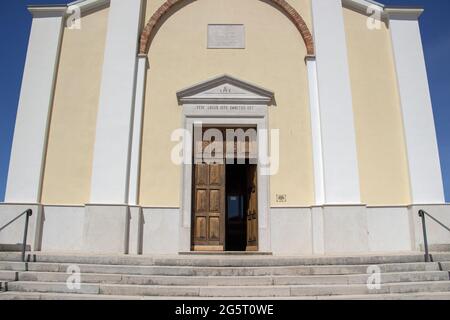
left=1, top=203, right=449, bottom=255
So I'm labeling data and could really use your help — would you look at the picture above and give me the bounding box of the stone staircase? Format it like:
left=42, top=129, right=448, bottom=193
left=0, top=252, right=450, bottom=300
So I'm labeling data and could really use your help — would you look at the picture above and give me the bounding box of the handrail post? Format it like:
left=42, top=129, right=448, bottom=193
left=418, top=210, right=430, bottom=262
left=21, top=210, right=32, bottom=262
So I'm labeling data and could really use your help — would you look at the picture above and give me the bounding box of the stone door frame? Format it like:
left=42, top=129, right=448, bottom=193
left=179, top=111, right=271, bottom=253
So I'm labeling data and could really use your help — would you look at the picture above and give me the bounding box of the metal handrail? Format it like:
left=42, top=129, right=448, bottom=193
left=0, top=209, right=33, bottom=262
left=418, top=210, right=450, bottom=262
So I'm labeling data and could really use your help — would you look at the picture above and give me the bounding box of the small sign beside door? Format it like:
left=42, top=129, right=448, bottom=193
left=276, top=194, right=287, bottom=203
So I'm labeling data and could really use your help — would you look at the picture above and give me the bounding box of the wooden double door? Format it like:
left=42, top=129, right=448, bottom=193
left=192, top=162, right=258, bottom=251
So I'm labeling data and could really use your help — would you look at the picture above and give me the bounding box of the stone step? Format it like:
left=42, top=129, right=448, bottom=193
left=0, top=271, right=17, bottom=281
left=433, top=253, right=450, bottom=262
left=0, top=253, right=23, bottom=262
left=0, top=291, right=135, bottom=300
left=429, top=245, right=450, bottom=253
left=0, top=252, right=429, bottom=267
left=14, top=270, right=449, bottom=286
left=0, top=244, right=30, bottom=252
left=0, top=291, right=450, bottom=301
left=179, top=251, right=273, bottom=255
left=6, top=280, right=450, bottom=297
left=321, top=291, right=450, bottom=300
left=0, top=262, right=26, bottom=271
left=440, top=262, right=450, bottom=271
left=0, top=261, right=440, bottom=276
left=2, top=291, right=450, bottom=300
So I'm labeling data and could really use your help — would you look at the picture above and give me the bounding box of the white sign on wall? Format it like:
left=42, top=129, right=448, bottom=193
left=207, top=24, right=245, bottom=49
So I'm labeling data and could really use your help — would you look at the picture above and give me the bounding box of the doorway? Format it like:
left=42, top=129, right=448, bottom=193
left=191, top=127, right=259, bottom=252
left=225, top=163, right=258, bottom=251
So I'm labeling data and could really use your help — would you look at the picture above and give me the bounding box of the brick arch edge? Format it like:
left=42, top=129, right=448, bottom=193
left=139, top=0, right=315, bottom=56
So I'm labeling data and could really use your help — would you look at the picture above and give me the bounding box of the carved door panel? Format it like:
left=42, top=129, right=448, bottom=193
left=246, top=165, right=258, bottom=251
left=192, top=163, right=226, bottom=251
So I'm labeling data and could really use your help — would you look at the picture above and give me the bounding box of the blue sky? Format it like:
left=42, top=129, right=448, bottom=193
left=0, top=0, right=449, bottom=202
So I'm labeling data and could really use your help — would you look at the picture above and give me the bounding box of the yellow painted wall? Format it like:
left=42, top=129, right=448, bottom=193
left=140, top=0, right=315, bottom=207
left=343, top=7, right=411, bottom=205
left=41, top=7, right=110, bottom=205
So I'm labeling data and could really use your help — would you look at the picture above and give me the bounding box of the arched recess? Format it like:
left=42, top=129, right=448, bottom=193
left=139, top=0, right=315, bottom=55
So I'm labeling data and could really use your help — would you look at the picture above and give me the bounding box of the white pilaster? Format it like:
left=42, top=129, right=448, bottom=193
left=128, top=55, right=148, bottom=205
left=90, top=0, right=144, bottom=204
left=5, top=7, right=66, bottom=203
left=311, top=0, right=361, bottom=204
left=306, top=57, right=325, bottom=205
left=387, top=8, right=445, bottom=204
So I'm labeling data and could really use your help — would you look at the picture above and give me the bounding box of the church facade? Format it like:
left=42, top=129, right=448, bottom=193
left=1, top=0, right=449, bottom=255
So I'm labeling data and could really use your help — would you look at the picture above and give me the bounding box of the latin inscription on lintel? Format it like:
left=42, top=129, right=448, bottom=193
left=208, top=24, right=245, bottom=49
left=195, top=105, right=255, bottom=112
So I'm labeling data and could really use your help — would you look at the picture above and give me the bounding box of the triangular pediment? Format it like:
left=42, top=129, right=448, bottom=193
left=176, top=75, right=274, bottom=105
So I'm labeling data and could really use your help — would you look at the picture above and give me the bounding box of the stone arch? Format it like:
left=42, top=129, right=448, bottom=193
left=139, top=0, right=315, bottom=55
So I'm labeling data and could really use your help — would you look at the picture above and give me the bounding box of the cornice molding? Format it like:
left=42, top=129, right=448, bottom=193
left=28, top=0, right=110, bottom=18
left=342, top=0, right=384, bottom=12
left=30, top=0, right=424, bottom=21
left=27, top=5, right=67, bottom=18
left=339, top=0, right=424, bottom=21
left=385, top=7, right=424, bottom=20
left=66, top=0, right=110, bottom=15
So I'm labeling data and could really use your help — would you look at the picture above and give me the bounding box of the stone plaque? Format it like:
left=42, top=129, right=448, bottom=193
left=276, top=194, right=287, bottom=203
left=208, top=24, right=245, bottom=49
